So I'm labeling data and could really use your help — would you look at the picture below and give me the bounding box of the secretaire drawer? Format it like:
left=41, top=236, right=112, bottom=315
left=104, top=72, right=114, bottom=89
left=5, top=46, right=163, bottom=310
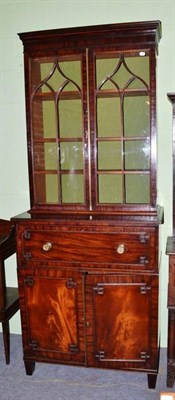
left=17, top=226, right=157, bottom=269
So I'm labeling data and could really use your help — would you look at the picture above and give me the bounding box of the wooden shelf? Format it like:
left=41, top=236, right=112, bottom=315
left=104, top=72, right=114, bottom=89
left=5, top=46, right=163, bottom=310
left=32, top=91, right=81, bottom=100
left=96, top=88, right=149, bottom=98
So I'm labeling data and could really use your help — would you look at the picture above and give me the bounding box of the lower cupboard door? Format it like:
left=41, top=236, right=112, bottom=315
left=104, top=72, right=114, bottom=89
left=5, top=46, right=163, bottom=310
left=21, top=270, right=85, bottom=364
left=85, top=274, right=158, bottom=370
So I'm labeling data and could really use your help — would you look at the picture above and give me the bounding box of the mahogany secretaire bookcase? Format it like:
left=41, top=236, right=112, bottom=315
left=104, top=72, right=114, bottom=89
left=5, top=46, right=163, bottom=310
left=166, top=93, right=175, bottom=388
left=12, top=21, right=163, bottom=389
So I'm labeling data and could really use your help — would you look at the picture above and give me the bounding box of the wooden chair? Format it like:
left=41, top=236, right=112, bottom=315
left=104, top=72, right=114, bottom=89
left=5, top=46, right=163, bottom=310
left=0, top=219, right=19, bottom=364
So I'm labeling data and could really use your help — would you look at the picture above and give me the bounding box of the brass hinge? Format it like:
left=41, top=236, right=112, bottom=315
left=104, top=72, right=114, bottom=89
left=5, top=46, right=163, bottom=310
left=24, top=276, right=34, bottom=287
left=95, top=350, right=105, bottom=360
left=69, top=343, right=79, bottom=354
left=93, top=285, right=104, bottom=295
left=139, top=256, right=149, bottom=265
left=66, top=279, right=77, bottom=289
left=23, top=230, right=31, bottom=240
left=139, top=233, right=150, bottom=243
left=140, top=285, right=151, bottom=294
left=140, top=351, right=150, bottom=360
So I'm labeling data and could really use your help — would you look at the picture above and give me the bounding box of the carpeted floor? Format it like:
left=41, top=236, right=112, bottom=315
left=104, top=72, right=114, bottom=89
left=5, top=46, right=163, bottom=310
left=0, top=334, right=175, bottom=400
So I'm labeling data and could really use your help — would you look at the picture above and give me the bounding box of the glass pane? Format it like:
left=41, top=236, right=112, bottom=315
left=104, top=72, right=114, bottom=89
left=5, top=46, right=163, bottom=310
left=59, top=99, right=82, bottom=138
left=57, top=60, right=82, bottom=89
left=41, top=63, right=61, bottom=92
left=126, top=55, right=149, bottom=86
left=97, top=98, right=121, bottom=137
left=35, top=174, right=59, bottom=204
left=98, top=141, right=122, bottom=170
left=127, top=78, right=147, bottom=90
left=32, top=98, right=57, bottom=139
left=62, top=174, right=84, bottom=203
left=40, top=60, right=81, bottom=92
left=125, top=140, right=150, bottom=170
left=96, top=57, right=120, bottom=88
left=98, top=175, right=122, bottom=203
left=43, top=101, right=57, bottom=138
left=111, top=62, right=133, bottom=88
left=125, top=174, right=150, bottom=204
left=96, top=55, right=140, bottom=89
left=34, top=142, right=45, bottom=171
left=96, top=53, right=149, bottom=89
left=46, top=175, right=59, bottom=203
left=44, top=143, right=58, bottom=170
left=124, top=96, right=150, bottom=137
left=34, top=143, right=58, bottom=171
left=60, top=142, right=83, bottom=170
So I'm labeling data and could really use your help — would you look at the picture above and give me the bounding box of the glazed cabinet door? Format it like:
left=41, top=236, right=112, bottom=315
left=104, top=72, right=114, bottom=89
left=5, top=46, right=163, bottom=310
left=29, top=51, right=89, bottom=211
left=18, top=269, right=85, bottom=366
left=85, top=274, right=158, bottom=371
left=89, top=47, right=156, bottom=212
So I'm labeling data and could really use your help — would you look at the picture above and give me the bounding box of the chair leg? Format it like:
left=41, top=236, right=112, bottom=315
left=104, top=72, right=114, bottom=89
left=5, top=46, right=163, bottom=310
left=2, top=320, right=10, bottom=364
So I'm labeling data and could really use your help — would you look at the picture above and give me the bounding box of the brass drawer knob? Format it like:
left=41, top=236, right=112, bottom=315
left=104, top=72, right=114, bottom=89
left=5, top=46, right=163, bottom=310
left=42, top=242, right=52, bottom=252
left=116, top=243, right=125, bottom=254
